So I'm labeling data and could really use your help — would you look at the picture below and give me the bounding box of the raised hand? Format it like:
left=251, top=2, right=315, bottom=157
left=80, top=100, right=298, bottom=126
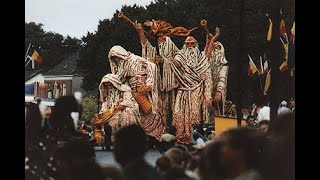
left=134, top=20, right=143, bottom=33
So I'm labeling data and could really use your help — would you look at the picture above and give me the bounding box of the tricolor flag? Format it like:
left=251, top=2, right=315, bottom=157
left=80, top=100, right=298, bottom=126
left=266, top=14, right=272, bottom=41
left=31, top=50, right=43, bottom=64
left=248, top=54, right=259, bottom=77
left=263, top=69, right=271, bottom=95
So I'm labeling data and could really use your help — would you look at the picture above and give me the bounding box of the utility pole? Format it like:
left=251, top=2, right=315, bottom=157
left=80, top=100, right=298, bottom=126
left=235, top=0, right=247, bottom=127
left=270, top=1, right=281, bottom=121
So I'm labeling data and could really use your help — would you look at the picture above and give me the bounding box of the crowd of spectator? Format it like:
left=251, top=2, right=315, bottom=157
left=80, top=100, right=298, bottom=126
left=25, top=94, right=295, bottom=180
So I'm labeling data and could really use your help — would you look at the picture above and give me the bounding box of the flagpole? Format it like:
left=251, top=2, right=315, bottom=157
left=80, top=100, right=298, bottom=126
left=270, top=2, right=281, bottom=122
left=25, top=43, right=31, bottom=62
left=259, top=75, right=263, bottom=93
left=32, top=58, right=35, bottom=69
left=25, top=56, right=31, bottom=68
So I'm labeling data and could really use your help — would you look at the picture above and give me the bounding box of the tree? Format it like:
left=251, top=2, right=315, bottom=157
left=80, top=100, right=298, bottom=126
left=81, top=96, right=99, bottom=122
left=25, top=22, right=82, bottom=71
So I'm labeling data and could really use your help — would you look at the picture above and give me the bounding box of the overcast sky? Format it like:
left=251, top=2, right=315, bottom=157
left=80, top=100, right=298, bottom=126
left=25, top=0, right=155, bottom=39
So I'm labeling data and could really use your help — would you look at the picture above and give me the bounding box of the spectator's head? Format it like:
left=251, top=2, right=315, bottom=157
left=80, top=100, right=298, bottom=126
left=193, top=131, right=201, bottom=140
left=114, top=124, right=147, bottom=167
left=155, top=156, right=171, bottom=175
left=271, top=112, right=295, bottom=138
left=218, top=127, right=266, bottom=175
left=246, top=115, right=256, bottom=127
left=264, top=112, right=295, bottom=180
left=198, top=141, right=228, bottom=180
left=258, top=120, right=270, bottom=135
left=277, top=106, right=292, bottom=116
left=289, top=97, right=295, bottom=109
left=25, top=101, right=42, bottom=142
left=280, top=100, right=288, bottom=107
left=164, top=147, right=185, bottom=168
left=50, top=96, right=81, bottom=134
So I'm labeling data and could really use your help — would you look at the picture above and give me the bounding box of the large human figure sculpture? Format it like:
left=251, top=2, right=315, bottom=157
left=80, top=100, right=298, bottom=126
left=108, top=45, right=165, bottom=140
left=170, top=36, right=214, bottom=144
left=133, top=19, right=196, bottom=129
left=95, top=73, right=140, bottom=135
left=206, top=32, right=229, bottom=117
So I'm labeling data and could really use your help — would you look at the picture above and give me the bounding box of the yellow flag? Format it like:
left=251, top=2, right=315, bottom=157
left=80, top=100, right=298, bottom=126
left=290, top=22, right=295, bottom=42
left=264, top=70, right=271, bottom=95
left=279, top=42, right=289, bottom=72
left=267, top=18, right=272, bottom=41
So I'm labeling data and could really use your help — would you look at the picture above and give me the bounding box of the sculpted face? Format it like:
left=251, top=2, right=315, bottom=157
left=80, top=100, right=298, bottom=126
left=184, top=36, right=197, bottom=48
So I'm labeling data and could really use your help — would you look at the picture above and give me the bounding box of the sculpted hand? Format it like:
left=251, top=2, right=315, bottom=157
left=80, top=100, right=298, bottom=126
left=205, top=98, right=213, bottom=109
left=115, top=105, right=125, bottom=111
left=155, top=55, right=163, bottom=63
left=206, top=33, right=214, bottom=42
left=138, top=85, right=152, bottom=95
left=212, top=27, right=220, bottom=41
left=134, top=20, right=143, bottom=33
left=214, top=91, right=222, bottom=103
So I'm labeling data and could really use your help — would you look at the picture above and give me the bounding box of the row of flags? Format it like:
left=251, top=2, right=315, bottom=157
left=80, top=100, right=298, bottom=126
left=248, top=54, right=271, bottom=95
left=248, top=54, right=269, bottom=76
left=266, top=14, right=295, bottom=72
left=248, top=12, right=295, bottom=96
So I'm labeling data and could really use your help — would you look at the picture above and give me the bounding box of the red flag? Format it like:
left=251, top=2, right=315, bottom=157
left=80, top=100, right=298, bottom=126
left=31, top=50, right=43, bottom=64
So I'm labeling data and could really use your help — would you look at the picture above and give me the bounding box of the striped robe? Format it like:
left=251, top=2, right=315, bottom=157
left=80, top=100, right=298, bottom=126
left=171, top=51, right=213, bottom=144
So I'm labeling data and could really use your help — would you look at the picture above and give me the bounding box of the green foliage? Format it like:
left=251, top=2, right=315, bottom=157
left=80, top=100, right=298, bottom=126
left=81, top=96, right=99, bottom=122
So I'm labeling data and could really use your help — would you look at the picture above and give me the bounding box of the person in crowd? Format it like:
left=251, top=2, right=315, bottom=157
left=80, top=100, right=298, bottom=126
left=289, top=97, right=295, bottom=112
left=262, top=112, right=295, bottom=180
left=193, top=131, right=205, bottom=146
left=155, top=156, right=171, bottom=176
left=103, top=124, right=112, bottom=151
left=246, top=115, right=257, bottom=128
left=257, top=102, right=270, bottom=122
left=198, top=141, right=228, bottom=180
left=277, top=100, right=292, bottom=116
left=258, top=120, right=270, bottom=136
left=158, top=133, right=176, bottom=154
left=113, top=124, right=160, bottom=180
left=217, top=127, right=266, bottom=180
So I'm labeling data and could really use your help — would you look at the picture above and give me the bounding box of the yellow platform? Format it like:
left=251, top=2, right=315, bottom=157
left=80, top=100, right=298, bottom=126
left=215, top=117, right=247, bottom=135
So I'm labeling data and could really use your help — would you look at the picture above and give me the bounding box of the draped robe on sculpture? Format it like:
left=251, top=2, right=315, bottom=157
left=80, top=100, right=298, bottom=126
left=99, top=74, right=140, bottom=135
left=170, top=50, right=213, bottom=144
left=141, top=37, right=179, bottom=127
left=109, top=46, right=165, bottom=140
